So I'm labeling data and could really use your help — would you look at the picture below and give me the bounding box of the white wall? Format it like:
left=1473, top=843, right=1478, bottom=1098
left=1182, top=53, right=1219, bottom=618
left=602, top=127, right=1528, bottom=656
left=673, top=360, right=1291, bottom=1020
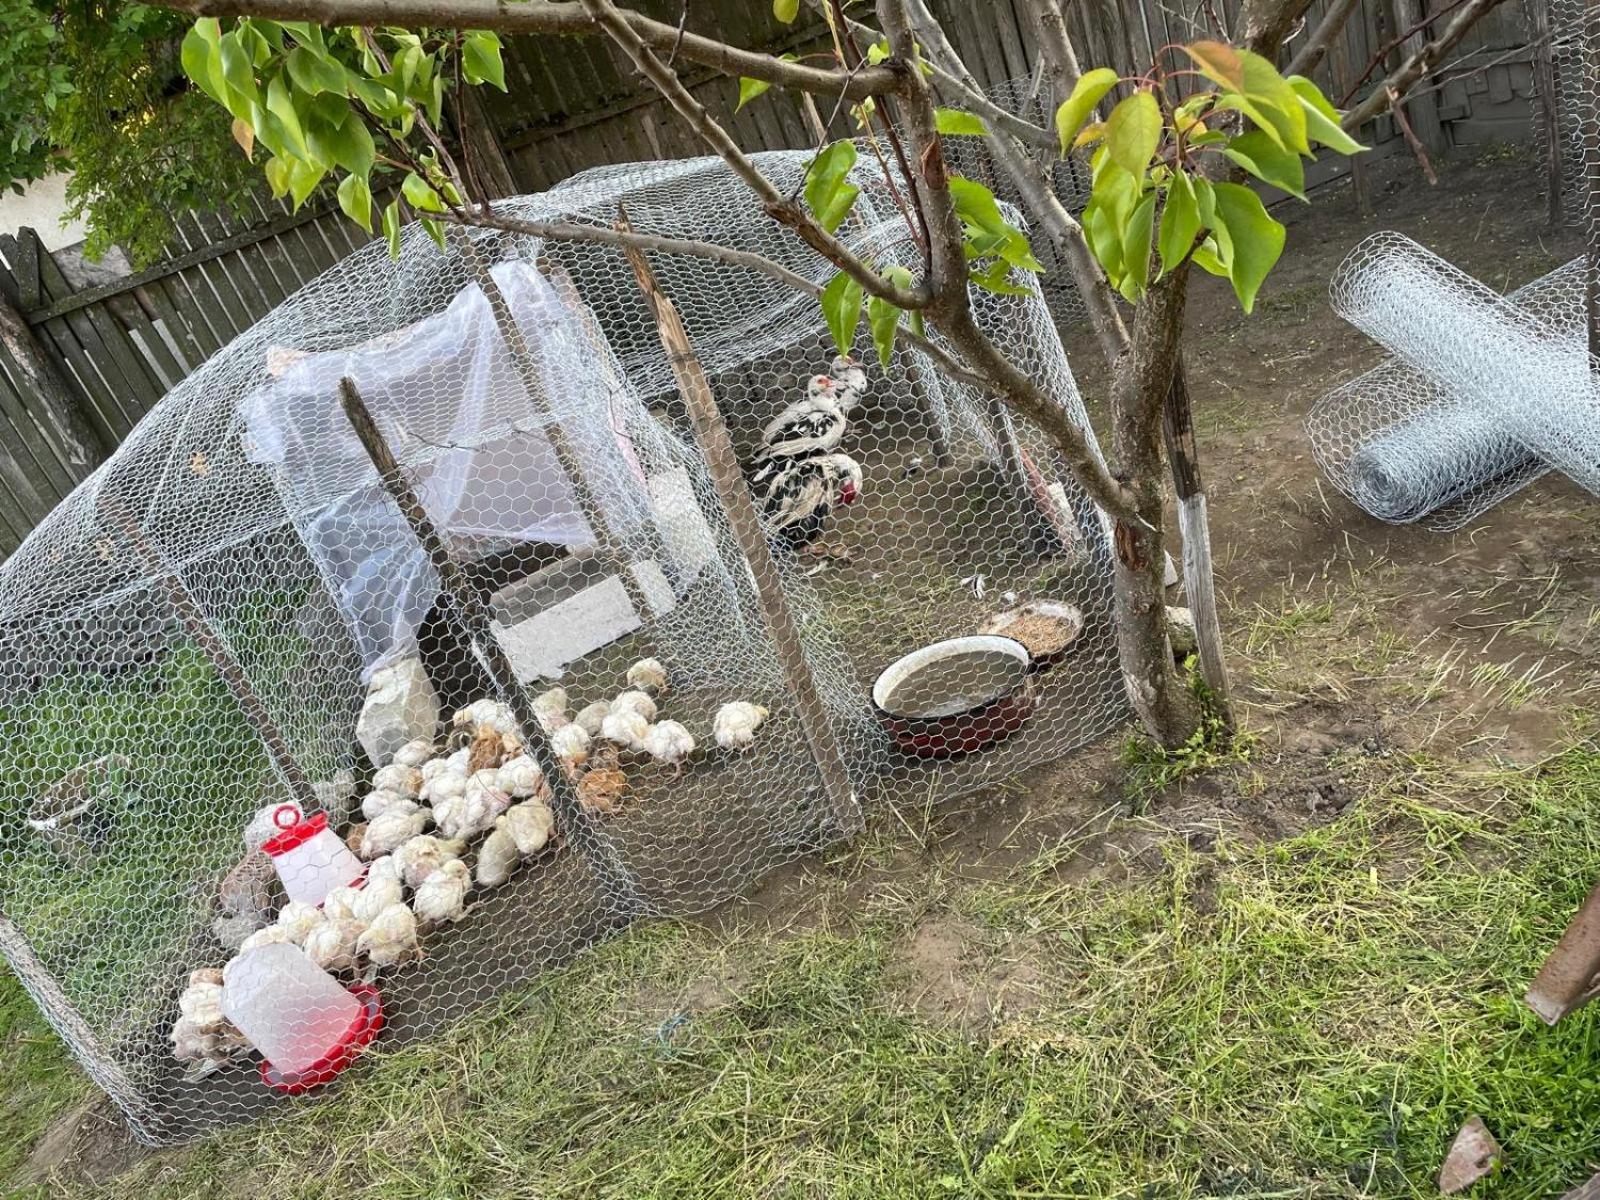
left=0, top=174, right=90, bottom=250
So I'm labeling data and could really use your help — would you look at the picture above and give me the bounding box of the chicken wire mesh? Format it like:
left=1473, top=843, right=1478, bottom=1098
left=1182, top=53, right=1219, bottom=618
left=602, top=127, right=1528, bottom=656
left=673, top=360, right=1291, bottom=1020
left=1544, top=0, right=1596, bottom=228
left=0, top=147, right=1125, bottom=1143
left=1303, top=232, right=1598, bottom=528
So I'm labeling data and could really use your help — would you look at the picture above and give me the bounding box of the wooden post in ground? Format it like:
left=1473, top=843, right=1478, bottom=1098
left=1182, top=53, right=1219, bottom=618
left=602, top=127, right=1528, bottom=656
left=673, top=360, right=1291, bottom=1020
left=614, top=219, right=863, bottom=838
left=1530, top=0, right=1565, bottom=227
left=1162, top=360, right=1232, bottom=725
left=1526, top=871, right=1600, bottom=1022
left=1586, top=0, right=1600, bottom=358
left=1389, top=0, right=1448, bottom=155
left=338, top=376, right=647, bottom=914
left=102, top=500, right=319, bottom=810
left=1329, top=20, right=1374, bottom=217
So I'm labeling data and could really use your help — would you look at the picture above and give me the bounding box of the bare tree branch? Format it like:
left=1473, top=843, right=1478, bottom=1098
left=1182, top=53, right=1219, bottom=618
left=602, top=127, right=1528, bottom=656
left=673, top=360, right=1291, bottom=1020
left=1341, top=0, right=1512, bottom=127
left=1285, top=0, right=1361, bottom=77
left=149, top=0, right=900, bottom=100
left=1026, top=0, right=1084, bottom=107
left=573, top=0, right=926, bottom=310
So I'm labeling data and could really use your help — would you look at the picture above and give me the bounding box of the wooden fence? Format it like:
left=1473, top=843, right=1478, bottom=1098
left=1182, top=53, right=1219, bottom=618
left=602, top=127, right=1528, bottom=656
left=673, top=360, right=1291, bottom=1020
left=0, top=0, right=1544, bottom=558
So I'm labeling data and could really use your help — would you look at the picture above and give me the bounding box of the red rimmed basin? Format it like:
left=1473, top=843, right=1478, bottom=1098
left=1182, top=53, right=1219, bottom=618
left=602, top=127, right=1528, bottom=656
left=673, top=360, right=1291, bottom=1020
left=872, top=636, right=1036, bottom=759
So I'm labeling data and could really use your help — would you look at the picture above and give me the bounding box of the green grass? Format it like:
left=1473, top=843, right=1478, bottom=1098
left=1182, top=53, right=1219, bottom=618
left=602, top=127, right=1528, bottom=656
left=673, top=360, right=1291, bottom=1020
left=0, top=969, right=87, bottom=1186
left=9, top=743, right=1600, bottom=1196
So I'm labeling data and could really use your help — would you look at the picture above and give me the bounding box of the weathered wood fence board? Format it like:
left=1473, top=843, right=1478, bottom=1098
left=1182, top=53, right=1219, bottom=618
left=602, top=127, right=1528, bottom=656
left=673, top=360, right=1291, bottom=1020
left=0, top=0, right=1544, bottom=560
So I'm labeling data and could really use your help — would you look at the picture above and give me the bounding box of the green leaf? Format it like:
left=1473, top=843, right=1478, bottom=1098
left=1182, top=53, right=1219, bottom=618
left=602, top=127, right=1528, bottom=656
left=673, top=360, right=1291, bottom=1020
left=1286, top=75, right=1367, bottom=155
left=420, top=216, right=448, bottom=251
left=1104, top=90, right=1162, bottom=178
left=1157, top=170, right=1201, bottom=276
left=402, top=171, right=446, bottom=213
left=1054, top=67, right=1119, bottom=154
left=1184, top=40, right=1245, bottom=91
left=217, top=32, right=259, bottom=122
left=935, top=108, right=988, bottom=137
left=804, top=141, right=860, bottom=234
left=181, top=19, right=226, bottom=103
left=868, top=265, right=914, bottom=367
left=1082, top=197, right=1124, bottom=285
left=286, top=158, right=324, bottom=209
left=1222, top=128, right=1306, bottom=200
left=866, top=39, right=891, bottom=65
left=1119, top=190, right=1155, bottom=302
left=820, top=271, right=864, bottom=357
left=314, top=110, right=374, bottom=176
left=382, top=199, right=403, bottom=257
left=737, top=76, right=772, bottom=110
left=263, top=155, right=292, bottom=200
left=969, top=258, right=1033, bottom=296
left=1212, top=181, right=1285, bottom=312
left=947, top=175, right=1009, bottom=237
left=462, top=31, right=507, bottom=91
left=265, top=73, right=310, bottom=159
left=1238, top=50, right=1308, bottom=154
left=336, top=171, right=373, bottom=232
left=774, top=0, right=800, bottom=22
left=286, top=46, right=347, bottom=97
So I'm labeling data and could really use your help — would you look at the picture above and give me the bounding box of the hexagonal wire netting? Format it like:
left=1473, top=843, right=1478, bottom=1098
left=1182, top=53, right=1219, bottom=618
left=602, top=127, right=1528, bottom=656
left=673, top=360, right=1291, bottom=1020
left=1306, top=0, right=1600, bottom=531
left=0, top=148, right=1126, bottom=1143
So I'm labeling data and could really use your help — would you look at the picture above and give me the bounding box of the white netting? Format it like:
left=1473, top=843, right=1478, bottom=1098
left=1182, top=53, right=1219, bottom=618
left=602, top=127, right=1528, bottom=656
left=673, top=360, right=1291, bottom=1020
left=1545, top=0, right=1593, bottom=226
left=0, top=148, right=1125, bottom=1143
left=1303, top=232, right=1598, bottom=528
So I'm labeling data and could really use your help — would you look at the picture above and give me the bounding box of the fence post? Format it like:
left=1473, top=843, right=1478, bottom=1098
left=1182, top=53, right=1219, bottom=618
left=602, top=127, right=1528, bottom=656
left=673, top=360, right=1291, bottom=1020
left=0, top=264, right=108, bottom=476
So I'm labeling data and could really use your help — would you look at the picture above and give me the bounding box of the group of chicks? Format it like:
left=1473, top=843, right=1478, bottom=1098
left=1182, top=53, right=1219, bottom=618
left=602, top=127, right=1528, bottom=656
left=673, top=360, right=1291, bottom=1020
left=527, top=657, right=770, bottom=807
left=175, top=659, right=776, bottom=1079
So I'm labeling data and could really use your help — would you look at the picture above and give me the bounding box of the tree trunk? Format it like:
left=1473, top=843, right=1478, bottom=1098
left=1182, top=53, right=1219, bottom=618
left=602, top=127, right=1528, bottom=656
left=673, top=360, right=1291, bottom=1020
left=1113, top=273, right=1200, bottom=746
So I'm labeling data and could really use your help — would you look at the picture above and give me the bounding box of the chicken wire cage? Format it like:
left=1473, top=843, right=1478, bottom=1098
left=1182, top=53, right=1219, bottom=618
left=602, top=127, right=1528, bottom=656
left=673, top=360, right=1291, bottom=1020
left=0, top=147, right=1125, bottom=1144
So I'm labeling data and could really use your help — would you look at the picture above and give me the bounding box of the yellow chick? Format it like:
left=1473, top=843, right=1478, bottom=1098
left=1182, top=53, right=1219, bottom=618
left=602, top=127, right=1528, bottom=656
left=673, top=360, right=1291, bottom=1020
left=356, top=902, right=421, bottom=970
left=713, top=701, right=770, bottom=751
left=303, top=917, right=364, bottom=975
left=626, top=657, right=669, bottom=694
left=612, top=689, right=658, bottom=722
left=412, top=858, right=471, bottom=925
left=360, top=800, right=430, bottom=859
left=643, top=720, right=696, bottom=771
left=601, top=707, right=650, bottom=750
left=552, top=723, right=591, bottom=769
left=532, top=687, right=570, bottom=734
left=574, top=701, right=611, bottom=737
left=372, top=763, right=423, bottom=798
left=275, top=900, right=328, bottom=946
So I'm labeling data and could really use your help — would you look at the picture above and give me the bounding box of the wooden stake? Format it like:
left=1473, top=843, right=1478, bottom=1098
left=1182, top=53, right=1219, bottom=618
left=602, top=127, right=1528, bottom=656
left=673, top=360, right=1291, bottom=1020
left=613, top=217, right=863, bottom=837
left=1162, top=361, right=1232, bottom=724
left=1329, top=19, right=1374, bottom=217
left=1526, top=869, right=1600, bottom=1022
left=1530, top=0, right=1565, bottom=227
left=338, top=377, right=646, bottom=914
left=1587, top=0, right=1600, bottom=358
left=100, top=500, right=318, bottom=810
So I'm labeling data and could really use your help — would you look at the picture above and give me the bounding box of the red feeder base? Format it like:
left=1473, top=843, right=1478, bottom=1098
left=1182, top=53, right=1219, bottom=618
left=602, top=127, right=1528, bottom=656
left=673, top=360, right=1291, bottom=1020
left=260, top=984, right=384, bottom=1094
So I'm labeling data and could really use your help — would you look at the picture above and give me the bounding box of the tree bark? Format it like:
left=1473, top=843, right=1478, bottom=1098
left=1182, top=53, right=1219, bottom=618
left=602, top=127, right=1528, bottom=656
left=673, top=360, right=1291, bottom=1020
left=0, top=291, right=107, bottom=476
left=1112, top=272, right=1200, bottom=745
left=450, top=85, right=522, bottom=201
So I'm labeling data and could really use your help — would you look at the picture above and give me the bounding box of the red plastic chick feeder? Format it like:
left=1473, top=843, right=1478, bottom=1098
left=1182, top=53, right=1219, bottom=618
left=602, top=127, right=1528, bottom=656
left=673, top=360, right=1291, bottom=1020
left=222, top=943, right=384, bottom=1094
left=260, top=804, right=366, bottom=907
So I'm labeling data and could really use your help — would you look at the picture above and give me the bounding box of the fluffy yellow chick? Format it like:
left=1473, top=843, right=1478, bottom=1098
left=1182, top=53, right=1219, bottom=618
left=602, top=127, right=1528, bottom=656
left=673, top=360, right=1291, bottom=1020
left=238, top=924, right=293, bottom=954
left=495, top=755, right=545, bottom=798
left=361, top=787, right=409, bottom=821
left=626, top=657, right=669, bottom=694
left=393, top=739, right=435, bottom=768
left=612, top=689, right=658, bottom=722
left=477, top=825, right=520, bottom=888
left=360, top=800, right=430, bottom=859
left=643, top=720, right=696, bottom=771
left=502, top=799, right=556, bottom=856
left=372, top=763, right=423, bottom=798
left=303, top=917, right=364, bottom=975
left=601, top=707, right=650, bottom=750
left=412, top=858, right=471, bottom=925
left=275, top=900, right=327, bottom=946
left=574, top=700, right=611, bottom=737
left=551, top=723, right=591, bottom=768
left=393, top=834, right=464, bottom=890
left=713, top=701, right=770, bottom=751
left=532, top=687, right=570, bottom=734
left=350, top=857, right=405, bottom=924
left=356, top=902, right=421, bottom=970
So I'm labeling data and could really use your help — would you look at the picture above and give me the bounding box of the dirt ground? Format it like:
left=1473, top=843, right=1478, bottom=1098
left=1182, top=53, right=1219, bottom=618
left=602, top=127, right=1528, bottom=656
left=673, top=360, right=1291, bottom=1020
left=22, top=143, right=1600, bottom=1193
left=729, top=142, right=1600, bottom=1023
